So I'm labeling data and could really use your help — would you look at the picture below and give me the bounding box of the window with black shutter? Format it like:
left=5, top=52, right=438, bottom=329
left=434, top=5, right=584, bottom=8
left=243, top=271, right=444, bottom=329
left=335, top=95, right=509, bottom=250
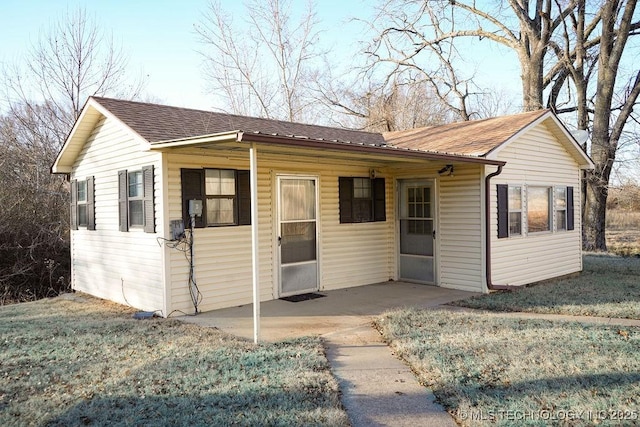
left=497, top=184, right=576, bottom=237
left=339, top=177, right=386, bottom=223
left=180, top=168, right=251, bottom=228
left=118, top=166, right=155, bottom=233
left=70, top=176, right=95, bottom=231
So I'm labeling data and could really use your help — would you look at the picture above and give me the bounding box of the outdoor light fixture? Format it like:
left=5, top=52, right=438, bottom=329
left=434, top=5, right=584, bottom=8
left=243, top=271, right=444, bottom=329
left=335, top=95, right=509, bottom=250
left=438, top=164, right=454, bottom=177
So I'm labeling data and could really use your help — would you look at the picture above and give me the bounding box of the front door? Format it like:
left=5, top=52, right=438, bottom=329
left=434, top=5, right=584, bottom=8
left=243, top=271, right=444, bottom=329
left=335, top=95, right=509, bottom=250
left=399, top=180, right=435, bottom=283
left=277, top=176, right=319, bottom=296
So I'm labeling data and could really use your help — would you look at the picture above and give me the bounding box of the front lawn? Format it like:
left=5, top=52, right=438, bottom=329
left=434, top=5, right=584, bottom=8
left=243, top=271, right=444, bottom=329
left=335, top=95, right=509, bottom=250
left=376, top=307, right=640, bottom=427
left=454, top=254, right=640, bottom=319
left=0, top=295, right=348, bottom=426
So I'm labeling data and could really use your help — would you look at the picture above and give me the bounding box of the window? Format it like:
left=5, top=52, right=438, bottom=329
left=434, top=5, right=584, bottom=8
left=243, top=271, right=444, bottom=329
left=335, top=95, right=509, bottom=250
left=353, top=177, right=372, bottom=222
left=555, top=187, right=567, bottom=231
left=508, top=186, right=522, bottom=236
left=77, top=180, right=88, bottom=227
left=128, top=171, right=144, bottom=227
left=497, top=184, right=574, bottom=238
left=339, top=177, right=386, bottom=223
left=119, top=166, right=155, bottom=233
left=527, top=187, right=551, bottom=233
left=70, top=176, right=95, bottom=230
left=407, top=186, right=431, bottom=234
left=205, top=169, right=236, bottom=225
left=180, top=168, right=251, bottom=228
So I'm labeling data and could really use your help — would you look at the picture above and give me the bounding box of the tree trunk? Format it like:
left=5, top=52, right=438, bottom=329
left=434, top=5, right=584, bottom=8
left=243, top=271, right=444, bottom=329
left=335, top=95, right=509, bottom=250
left=584, top=167, right=611, bottom=251
left=519, top=49, right=546, bottom=111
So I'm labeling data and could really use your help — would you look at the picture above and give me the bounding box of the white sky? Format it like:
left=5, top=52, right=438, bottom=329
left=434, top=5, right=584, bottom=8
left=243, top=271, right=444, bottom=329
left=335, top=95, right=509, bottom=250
left=0, top=0, right=522, bottom=111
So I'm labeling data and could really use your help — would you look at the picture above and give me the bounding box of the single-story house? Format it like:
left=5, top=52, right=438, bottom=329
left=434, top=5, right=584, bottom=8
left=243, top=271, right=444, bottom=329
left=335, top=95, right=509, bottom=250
left=52, top=97, right=594, bottom=318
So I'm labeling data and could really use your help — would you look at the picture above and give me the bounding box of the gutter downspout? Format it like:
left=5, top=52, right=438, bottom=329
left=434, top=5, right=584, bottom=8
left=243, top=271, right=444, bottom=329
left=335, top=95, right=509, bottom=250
left=484, top=164, right=516, bottom=291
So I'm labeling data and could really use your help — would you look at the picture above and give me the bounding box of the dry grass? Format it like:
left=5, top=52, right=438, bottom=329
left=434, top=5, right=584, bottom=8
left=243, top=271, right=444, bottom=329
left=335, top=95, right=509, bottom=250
left=607, top=210, right=640, bottom=230
left=454, top=254, right=640, bottom=319
left=0, top=294, right=348, bottom=427
left=376, top=308, right=640, bottom=426
left=607, top=210, right=640, bottom=256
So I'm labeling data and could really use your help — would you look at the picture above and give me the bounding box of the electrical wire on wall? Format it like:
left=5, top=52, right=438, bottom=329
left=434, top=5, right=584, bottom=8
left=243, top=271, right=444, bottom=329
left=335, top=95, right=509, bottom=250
left=187, top=215, right=201, bottom=313
left=156, top=221, right=202, bottom=314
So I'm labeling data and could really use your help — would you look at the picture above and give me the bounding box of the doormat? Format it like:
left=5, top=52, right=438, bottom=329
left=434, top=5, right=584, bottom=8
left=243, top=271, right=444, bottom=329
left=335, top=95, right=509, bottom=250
left=280, top=293, right=326, bottom=303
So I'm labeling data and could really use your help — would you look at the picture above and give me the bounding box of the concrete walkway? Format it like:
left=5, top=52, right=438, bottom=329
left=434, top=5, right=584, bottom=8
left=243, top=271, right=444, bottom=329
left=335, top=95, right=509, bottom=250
left=179, top=282, right=472, bottom=426
left=440, top=305, right=640, bottom=328
left=324, top=325, right=457, bottom=427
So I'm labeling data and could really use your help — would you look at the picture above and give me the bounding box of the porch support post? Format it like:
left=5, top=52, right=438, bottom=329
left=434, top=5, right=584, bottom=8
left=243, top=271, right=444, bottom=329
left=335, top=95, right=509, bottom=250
left=250, top=143, right=260, bottom=344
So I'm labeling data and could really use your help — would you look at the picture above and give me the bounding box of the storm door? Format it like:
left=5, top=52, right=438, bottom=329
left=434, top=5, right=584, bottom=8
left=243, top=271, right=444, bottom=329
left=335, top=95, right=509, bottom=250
left=399, top=181, right=435, bottom=283
left=277, top=176, right=319, bottom=296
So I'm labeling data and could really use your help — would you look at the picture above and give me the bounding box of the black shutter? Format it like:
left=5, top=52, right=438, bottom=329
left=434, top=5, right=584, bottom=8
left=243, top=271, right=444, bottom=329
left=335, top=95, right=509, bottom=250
left=70, top=179, right=78, bottom=230
left=237, top=170, right=251, bottom=226
left=143, top=165, right=155, bottom=233
left=373, top=178, right=386, bottom=222
left=118, top=170, right=128, bottom=232
left=339, top=177, right=353, bottom=223
left=181, top=169, right=205, bottom=228
left=87, top=176, right=95, bottom=231
left=497, top=184, right=508, bottom=238
left=566, top=186, right=574, bottom=231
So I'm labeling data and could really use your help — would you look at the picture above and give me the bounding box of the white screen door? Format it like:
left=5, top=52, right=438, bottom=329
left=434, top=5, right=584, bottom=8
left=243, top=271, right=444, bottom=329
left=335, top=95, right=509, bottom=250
left=399, top=181, right=435, bottom=283
left=278, top=176, right=319, bottom=296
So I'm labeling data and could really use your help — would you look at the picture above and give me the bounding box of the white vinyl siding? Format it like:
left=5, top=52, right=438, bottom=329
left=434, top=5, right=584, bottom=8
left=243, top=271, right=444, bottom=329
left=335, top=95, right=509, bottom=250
left=390, top=163, right=485, bottom=293
left=319, top=164, right=393, bottom=291
left=490, top=122, right=582, bottom=286
left=438, top=164, right=484, bottom=292
left=167, top=154, right=269, bottom=314
left=70, top=116, right=164, bottom=312
left=166, top=152, right=396, bottom=313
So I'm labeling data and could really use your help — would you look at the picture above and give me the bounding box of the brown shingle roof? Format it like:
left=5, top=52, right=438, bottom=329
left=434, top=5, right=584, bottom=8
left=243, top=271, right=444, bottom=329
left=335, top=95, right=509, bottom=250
left=383, top=109, right=550, bottom=156
left=92, top=97, right=386, bottom=146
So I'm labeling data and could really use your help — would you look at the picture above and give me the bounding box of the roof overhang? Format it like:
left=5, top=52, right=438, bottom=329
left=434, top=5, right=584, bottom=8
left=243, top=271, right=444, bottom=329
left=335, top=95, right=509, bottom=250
left=51, top=98, right=151, bottom=174
left=485, top=111, right=595, bottom=170
left=149, top=130, right=506, bottom=166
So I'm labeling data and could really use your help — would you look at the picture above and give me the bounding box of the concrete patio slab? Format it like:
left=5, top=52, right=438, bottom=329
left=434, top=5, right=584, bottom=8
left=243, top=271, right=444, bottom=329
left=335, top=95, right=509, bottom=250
left=179, top=281, right=475, bottom=341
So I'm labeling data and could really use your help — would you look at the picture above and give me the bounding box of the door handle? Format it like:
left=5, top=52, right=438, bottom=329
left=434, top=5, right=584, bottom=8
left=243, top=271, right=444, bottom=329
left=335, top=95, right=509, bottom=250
left=278, top=236, right=282, bottom=246
left=432, top=230, right=436, bottom=239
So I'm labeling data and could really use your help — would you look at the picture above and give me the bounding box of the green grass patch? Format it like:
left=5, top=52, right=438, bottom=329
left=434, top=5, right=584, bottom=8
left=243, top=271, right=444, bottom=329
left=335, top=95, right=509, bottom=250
left=376, top=307, right=640, bottom=427
left=454, top=254, right=640, bottom=319
left=0, top=295, right=348, bottom=426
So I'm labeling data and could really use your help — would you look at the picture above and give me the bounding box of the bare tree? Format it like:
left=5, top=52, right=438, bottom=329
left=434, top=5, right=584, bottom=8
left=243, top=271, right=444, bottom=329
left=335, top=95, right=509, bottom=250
left=318, top=76, right=457, bottom=131
left=0, top=107, right=69, bottom=303
left=366, top=0, right=640, bottom=251
left=582, top=0, right=640, bottom=250
left=357, top=0, right=522, bottom=123
left=3, top=7, right=144, bottom=144
left=0, top=7, right=144, bottom=303
left=196, top=0, right=323, bottom=122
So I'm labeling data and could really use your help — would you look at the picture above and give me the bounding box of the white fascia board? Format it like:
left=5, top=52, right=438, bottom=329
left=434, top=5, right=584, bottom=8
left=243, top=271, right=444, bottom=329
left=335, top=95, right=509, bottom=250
left=52, top=97, right=152, bottom=173
left=147, top=131, right=240, bottom=150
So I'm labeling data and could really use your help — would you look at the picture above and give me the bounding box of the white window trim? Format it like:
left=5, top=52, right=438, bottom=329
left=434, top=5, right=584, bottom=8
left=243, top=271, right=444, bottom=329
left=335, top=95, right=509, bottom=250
left=508, top=185, right=523, bottom=237
left=128, top=170, right=145, bottom=228
left=205, top=168, right=238, bottom=226
left=553, top=186, right=568, bottom=232
left=525, top=185, right=553, bottom=235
